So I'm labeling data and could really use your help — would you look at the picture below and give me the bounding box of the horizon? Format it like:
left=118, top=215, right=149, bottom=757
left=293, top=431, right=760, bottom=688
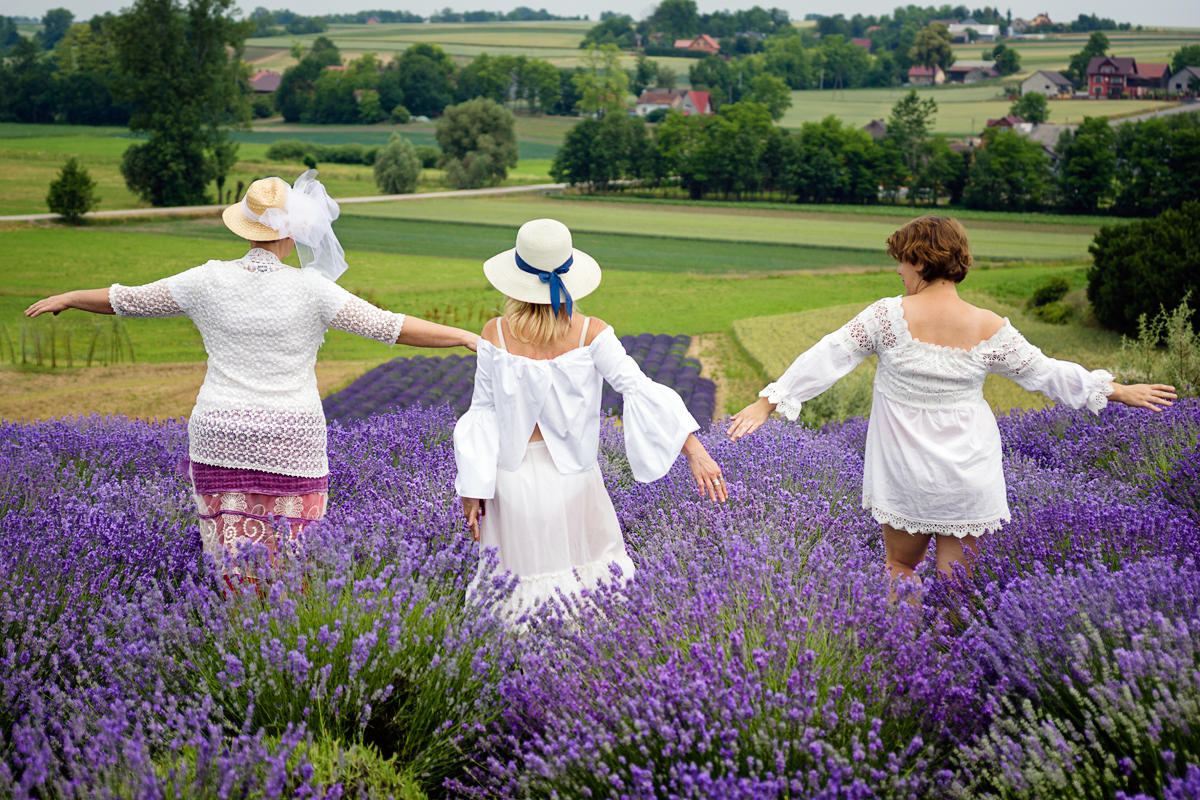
left=12, top=0, right=1200, bottom=31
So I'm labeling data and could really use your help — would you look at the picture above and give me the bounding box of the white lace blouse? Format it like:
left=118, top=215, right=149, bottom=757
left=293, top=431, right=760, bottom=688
left=761, top=296, right=1114, bottom=537
left=110, top=248, right=404, bottom=477
left=453, top=326, right=700, bottom=499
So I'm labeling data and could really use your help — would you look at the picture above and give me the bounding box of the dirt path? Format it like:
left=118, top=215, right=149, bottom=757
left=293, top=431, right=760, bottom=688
left=686, top=332, right=764, bottom=420
left=0, top=360, right=382, bottom=422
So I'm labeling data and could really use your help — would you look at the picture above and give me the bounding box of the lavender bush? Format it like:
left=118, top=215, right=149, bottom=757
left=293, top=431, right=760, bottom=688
left=1, top=400, right=1198, bottom=798
left=323, top=333, right=718, bottom=427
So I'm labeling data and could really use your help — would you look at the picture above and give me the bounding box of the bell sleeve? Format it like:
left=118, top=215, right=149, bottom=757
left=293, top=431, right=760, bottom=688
left=759, top=300, right=885, bottom=421
left=591, top=330, right=699, bottom=483
left=982, top=326, right=1114, bottom=414
left=453, top=345, right=501, bottom=499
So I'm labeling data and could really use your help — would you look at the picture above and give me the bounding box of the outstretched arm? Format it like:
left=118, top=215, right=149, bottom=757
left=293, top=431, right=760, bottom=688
left=1109, top=382, right=1176, bottom=412
left=25, top=289, right=115, bottom=317
left=727, top=397, right=777, bottom=441
left=396, top=316, right=479, bottom=352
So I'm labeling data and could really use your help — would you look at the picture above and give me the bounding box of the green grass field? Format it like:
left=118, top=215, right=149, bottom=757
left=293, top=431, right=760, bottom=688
left=780, top=83, right=1176, bottom=134
left=978, top=29, right=1200, bottom=76
left=342, top=194, right=1101, bottom=260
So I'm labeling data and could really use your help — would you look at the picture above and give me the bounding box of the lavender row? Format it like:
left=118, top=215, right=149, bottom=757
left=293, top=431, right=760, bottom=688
left=323, top=332, right=717, bottom=426
left=1, top=401, right=1198, bottom=797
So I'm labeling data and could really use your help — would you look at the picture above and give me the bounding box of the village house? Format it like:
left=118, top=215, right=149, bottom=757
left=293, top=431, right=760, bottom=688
left=1169, top=66, right=1200, bottom=95
left=1031, top=12, right=1052, bottom=27
left=1020, top=69, right=1073, bottom=97
left=634, top=89, right=714, bottom=117
left=944, top=60, right=999, bottom=83
left=850, top=37, right=872, bottom=51
left=862, top=119, right=887, bottom=139
left=1087, top=56, right=1137, bottom=98
left=947, top=23, right=1000, bottom=43
left=249, top=71, right=282, bottom=93
left=1129, top=63, right=1171, bottom=96
left=907, top=65, right=946, bottom=86
left=673, top=34, right=720, bottom=54
left=986, top=115, right=1030, bottom=133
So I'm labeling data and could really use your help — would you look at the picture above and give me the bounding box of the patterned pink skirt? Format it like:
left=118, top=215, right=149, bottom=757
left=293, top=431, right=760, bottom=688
left=189, top=461, right=328, bottom=570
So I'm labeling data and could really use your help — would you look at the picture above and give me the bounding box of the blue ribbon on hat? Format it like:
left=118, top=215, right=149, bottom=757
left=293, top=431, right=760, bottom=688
left=515, top=250, right=574, bottom=317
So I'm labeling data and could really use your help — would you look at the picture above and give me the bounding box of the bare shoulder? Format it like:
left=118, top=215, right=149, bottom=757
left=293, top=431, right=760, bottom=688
left=969, top=304, right=1007, bottom=340
left=481, top=317, right=501, bottom=347
left=584, top=316, right=610, bottom=345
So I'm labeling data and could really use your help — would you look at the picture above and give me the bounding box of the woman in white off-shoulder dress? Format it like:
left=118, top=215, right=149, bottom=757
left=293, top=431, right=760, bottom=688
left=455, top=219, right=727, bottom=617
left=728, top=215, right=1175, bottom=586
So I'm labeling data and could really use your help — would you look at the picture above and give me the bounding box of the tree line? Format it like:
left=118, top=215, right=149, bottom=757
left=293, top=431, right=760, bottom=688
left=550, top=90, right=1200, bottom=218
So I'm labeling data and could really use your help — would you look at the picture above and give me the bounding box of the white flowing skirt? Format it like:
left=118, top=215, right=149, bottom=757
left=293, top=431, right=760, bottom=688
left=477, top=441, right=634, bottom=617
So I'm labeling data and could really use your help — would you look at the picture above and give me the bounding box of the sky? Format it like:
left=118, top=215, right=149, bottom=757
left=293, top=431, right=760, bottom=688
left=10, top=0, right=1199, bottom=30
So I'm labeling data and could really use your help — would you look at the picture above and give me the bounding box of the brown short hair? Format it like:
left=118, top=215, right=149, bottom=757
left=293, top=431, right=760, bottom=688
left=885, top=216, right=973, bottom=284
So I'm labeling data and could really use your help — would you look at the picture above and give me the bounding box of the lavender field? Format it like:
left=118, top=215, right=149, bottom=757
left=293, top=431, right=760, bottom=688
left=1, top=401, right=1199, bottom=798
left=323, top=333, right=717, bottom=427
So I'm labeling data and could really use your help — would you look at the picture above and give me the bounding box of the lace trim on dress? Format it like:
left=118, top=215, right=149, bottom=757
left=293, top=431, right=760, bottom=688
left=240, top=248, right=288, bottom=273
left=835, top=297, right=903, bottom=359
left=1087, top=369, right=1115, bottom=415
left=328, top=297, right=404, bottom=346
left=110, top=280, right=183, bottom=318
left=760, top=382, right=803, bottom=421
left=189, top=409, right=330, bottom=478
left=864, top=497, right=1009, bottom=538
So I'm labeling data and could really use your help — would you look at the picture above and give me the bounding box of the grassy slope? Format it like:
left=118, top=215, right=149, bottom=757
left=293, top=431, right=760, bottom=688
left=342, top=195, right=1099, bottom=260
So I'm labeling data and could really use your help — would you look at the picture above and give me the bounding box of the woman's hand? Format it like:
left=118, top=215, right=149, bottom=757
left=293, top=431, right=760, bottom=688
left=726, top=397, right=776, bottom=441
left=462, top=497, right=485, bottom=541
left=1110, top=382, right=1177, bottom=412
left=25, top=294, right=73, bottom=317
left=682, top=434, right=728, bottom=503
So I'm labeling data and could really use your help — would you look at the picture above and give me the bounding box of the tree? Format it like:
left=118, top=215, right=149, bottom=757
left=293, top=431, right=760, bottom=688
left=551, top=113, right=649, bottom=191
left=887, top=89, right=937, bottom=183
left=963, top=127, right=1050, bottom=211
left=909, top=22, right=954, bottom=70
left=1171, top=44, right=1200, bottom=75
left=38, top=8, right=74, bottom=50
left=992, top=44, right=1020, bottom=75
left=649, top=0, right=699, bottom=40
left=911, top=137, right=964, bottom=206
left=629, top=54, right=658, bottom=96
left=763, top=35, right=813, bottom=90
left=1066, top=31, right=1109, bottom=86
left=1053, top=117, right=1115, bottom=214
left=656, top=64, right=677, bottom=89
left=1010, top=92, right=1047, bottom=123
left=1112, top=114, right=1200, bottom=217
left=581, top=16, right=636, bottom=48
left=436, top=97, right=519, bottom=188
left=1088, top=202, right=1200, bottom=336
left=572, top=44, right=629, bottom=117
left=745, top=73, right=791, bottom=120
left=382, top=43, right=454, bottom=118
left=46, top=157, right=99, bottom=222
left=454, top=53, right=510, bottom=104
left=814, top=35, right=873, bottom=90
left=373, top=132, right=421, bottom=194
left=111, top=0, right=251, bottom=207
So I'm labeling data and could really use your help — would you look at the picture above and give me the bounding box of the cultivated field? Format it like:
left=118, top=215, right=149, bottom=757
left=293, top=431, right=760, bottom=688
left=976, top=28, right=1200, bottom=75
left=343, top=194, right=1102, bottom=260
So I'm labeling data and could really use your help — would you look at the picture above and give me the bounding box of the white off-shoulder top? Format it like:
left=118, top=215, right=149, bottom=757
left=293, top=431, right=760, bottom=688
left=453, top=321, right=700, bottom=499
left=761, top=296, right=1114, bottom=537
left=110, top=248, right=404, bottom=477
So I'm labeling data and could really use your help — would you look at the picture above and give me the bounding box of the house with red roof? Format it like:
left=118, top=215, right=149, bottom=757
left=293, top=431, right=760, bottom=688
left=635, top=89, right=714, bottom=117
left=1087, top=56, right=1137, bottom=98
left=1129, top=63, right=1170, bottom=96
left=907, top=65, right=945, bottom=86
left=673, top=34, right=720, bottom=54
left=850, top=37, right=871, bottom=51
left=249, top=71, right=282, bottom=93
left=986, top=114, right=1027, bottom=132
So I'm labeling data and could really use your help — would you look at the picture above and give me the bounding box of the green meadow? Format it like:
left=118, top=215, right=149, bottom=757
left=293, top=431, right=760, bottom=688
left=342, top=194, right=1101, bottom=261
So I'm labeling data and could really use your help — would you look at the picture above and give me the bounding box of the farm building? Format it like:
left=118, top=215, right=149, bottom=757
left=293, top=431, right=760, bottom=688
left=862, top=119, right=887, bottom=139
left=1129, top=63, right=1171, bottom=96
left=1031, top=12, right=1052, bottom=26
left=673, top=34, right=720, bottom=54
left=944, top=60, right=999, bottom=83
left=1087, top=56, right=1137, bottom=98
left=1021, top=69, right=1073, bottom=96
left=1169, top=66, right=1200, bottom=95
left=635, top=89, right=713, bottom=117
left=947, top=23, right=1000, bottom=43
left=850, top=37, right=871, bottom=50
left=249, top=71, right=282, bottom=93
left=986, top=115, right=1030, bottom=133
left=907, top=65, right=945, bottom=86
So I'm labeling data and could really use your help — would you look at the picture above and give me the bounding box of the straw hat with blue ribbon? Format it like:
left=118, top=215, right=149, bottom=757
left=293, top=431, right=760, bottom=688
left=483, top=218, right=601, bottom=316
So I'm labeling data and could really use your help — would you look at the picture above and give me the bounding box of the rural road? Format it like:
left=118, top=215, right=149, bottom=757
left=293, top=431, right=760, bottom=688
left=0, top=181, right=567, bottom=224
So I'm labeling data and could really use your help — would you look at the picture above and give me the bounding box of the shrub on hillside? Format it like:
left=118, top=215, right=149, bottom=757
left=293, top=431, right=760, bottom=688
left=264, top=139, right=314, bottom=162
left=414, top=144, right=440, bottom=169
left=1088, top=202, right=1200, bottom=336
left=1117, top=294, right=1200, bottom=397
left=46, top=157, right=99, bottom=223
left=373, top=132, right=421, bottom=194
left=436, top=97, right=519, bottom=189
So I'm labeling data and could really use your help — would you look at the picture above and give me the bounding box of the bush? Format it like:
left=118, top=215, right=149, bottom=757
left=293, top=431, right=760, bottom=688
left=436, top=97, right=519, bottom=189
left=362, top=146, right=380, bottom=166
left=1117, top=293, right=1200, bottom=397
left=302, top=154, right=318, bottom=170
left=251, top=95, right=274, bottom=119
left=46, top=157, right=99, bottom=223
left=390, top=104, right=411, bottom=124
left=414, top=144, right=440, bottom=168
left=327, top=143, right=365, bottom=164
left=645, top=108, right=668, bottom=123
left=1088, top=202, right=1200, bottom=336
left=1029, top=275, right=1072, bottom=308
left=1032, top=300, right=1073, bottom=324
left=264, top=139, right=315, bottom=161
left=373, top=132, right=421, bottom=194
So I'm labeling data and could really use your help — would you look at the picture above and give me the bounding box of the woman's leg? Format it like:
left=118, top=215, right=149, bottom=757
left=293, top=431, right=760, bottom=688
left=882, top=523, right=932, bottom=585
left=934, top=534, right=981, bottom=581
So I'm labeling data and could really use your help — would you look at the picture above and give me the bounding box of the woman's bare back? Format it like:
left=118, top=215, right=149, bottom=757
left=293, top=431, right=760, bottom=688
left=900, top=290, right=1005, bottom=351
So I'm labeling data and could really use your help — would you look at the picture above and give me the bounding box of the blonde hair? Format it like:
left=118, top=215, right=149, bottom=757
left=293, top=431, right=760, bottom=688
left=503, top=297, right=573, bottom=346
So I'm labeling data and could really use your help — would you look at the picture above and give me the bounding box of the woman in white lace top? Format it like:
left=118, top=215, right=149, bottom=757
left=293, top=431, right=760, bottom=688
left=26, top=174, right=478, bottom=575
left=454, top=219, right=727, bottom=617
left=727, top=216, right=1175, bottom=587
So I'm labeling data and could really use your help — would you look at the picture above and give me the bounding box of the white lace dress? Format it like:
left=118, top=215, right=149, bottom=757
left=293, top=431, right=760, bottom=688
left=761, top=296, right=1114, bottom=537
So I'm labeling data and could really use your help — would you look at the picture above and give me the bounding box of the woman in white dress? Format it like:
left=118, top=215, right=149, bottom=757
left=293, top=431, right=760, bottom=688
left=726, top=215, right=1175, bottom=585
left=454, top=219, right=727, bottom=616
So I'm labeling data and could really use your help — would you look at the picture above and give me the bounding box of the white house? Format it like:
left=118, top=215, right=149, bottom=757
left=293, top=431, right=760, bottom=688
left=947, top=23, right=1000, bottom=43
left=1021, top=69, right=1073, bottom=96
left=1169, top=66, right=1200, bottom=95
